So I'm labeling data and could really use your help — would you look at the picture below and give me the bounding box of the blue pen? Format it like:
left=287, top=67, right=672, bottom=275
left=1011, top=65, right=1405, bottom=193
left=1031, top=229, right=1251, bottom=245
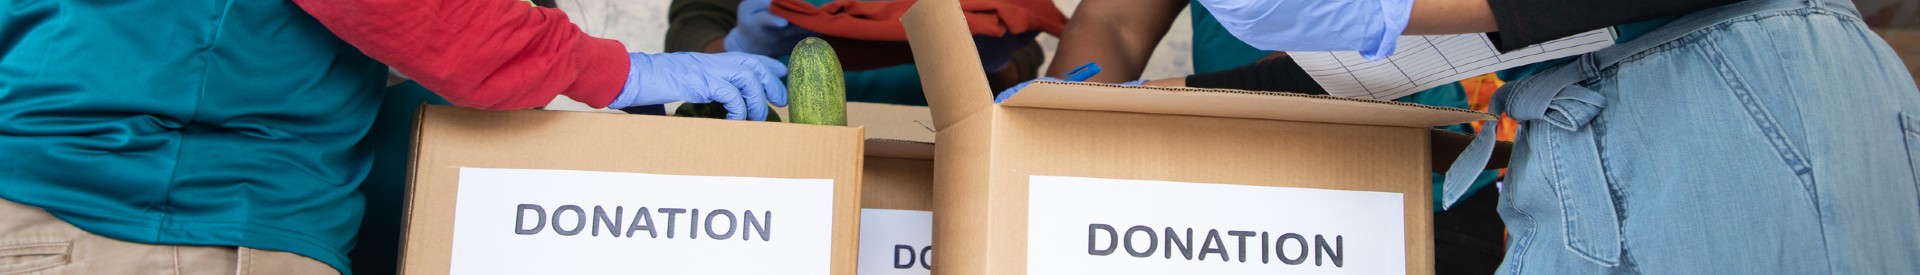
left=1061, top=62, right=1102, bottom=81
left=997, top=62, right=1104, bottom=103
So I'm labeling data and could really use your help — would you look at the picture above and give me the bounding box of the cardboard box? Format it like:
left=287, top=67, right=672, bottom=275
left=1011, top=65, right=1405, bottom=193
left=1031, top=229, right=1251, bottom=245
left=400, top=106, right=863, bottom=274
left=850, top=103, right=938, bottom=275
left=902, top=0, right=1495, bottom=274
left=857, top=139, right=935, bottom=275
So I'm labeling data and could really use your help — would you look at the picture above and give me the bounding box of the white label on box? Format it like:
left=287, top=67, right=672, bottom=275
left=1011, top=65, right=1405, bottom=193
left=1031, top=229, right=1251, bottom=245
left=1027, top=176, right=1405, bottom=274
left=448, top=168, right=835, bottom=274
left=857, top=209, right=933, bottom=275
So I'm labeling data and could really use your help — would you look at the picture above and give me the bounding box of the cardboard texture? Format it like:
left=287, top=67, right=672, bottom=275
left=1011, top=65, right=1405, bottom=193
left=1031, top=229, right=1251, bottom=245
left=903, top=0, right=1495, bottom=273
left=853, top=103, right=937, bottom=274
left=861, top=140, right=934, bottom=211
left=852, top=102, right=936, bottom=211
left=401, top=106, right=864, bottom=274
left=852, top=102, right=937, bottom=211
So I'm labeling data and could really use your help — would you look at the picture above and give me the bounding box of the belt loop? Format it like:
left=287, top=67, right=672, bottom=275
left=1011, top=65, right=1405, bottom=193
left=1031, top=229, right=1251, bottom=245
left=1578, top=53, right=1601, bottom=79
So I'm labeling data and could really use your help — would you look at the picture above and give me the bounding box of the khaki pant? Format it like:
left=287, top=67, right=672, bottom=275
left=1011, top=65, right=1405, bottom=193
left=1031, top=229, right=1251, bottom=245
left=0, top=198, right=336, bottom=275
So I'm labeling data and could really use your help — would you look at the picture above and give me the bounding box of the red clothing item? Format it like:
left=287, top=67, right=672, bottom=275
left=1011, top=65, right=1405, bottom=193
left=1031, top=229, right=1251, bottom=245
left=292, top=0, right=628, bottom=110
left=771, top=0, right=1066, bottom=41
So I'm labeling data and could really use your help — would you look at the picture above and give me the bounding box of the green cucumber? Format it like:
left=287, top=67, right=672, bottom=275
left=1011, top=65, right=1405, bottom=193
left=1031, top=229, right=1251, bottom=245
left=786, top=37, right=847, bottom=126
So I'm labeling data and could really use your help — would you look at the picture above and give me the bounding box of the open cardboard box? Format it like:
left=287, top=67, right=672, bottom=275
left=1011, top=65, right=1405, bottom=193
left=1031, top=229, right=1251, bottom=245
left=902, top=0, right=1497, bottom=273
left=849, top=102, right=939, bottom=274
left=400, top=106, right=863, bottom=274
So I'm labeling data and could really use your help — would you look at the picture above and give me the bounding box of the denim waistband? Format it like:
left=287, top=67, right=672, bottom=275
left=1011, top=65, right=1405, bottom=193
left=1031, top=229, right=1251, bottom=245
left=1436, top=0, right=1864, bottom=266
left=1441, top=0, right=1861, bottom=210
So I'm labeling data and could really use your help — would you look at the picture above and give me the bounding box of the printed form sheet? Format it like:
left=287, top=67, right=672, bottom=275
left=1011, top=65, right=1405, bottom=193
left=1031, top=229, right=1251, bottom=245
left=1295, top=29, right=1617, bottom=100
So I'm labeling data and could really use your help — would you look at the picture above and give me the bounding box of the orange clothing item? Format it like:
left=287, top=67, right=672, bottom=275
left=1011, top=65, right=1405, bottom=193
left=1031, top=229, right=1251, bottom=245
left=1461, top=73, right=1518, bottom=178
left=771, top=0, right=1066, bottom=41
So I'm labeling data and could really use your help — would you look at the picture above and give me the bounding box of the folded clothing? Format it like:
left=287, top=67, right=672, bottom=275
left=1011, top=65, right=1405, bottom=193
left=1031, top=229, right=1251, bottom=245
left=771, top=0, right=1066, bottom=41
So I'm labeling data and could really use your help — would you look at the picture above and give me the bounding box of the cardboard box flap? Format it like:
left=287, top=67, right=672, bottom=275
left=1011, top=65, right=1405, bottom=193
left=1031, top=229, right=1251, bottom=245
left=865, top=138, right=935, bottom=160
left=905, top=0, right=1494, bottom=129
left=847, top=102, right=935, bottom=143
left=1003, top=81, right=1497, bottom=128
left=902, top=0, right=993, bottom=131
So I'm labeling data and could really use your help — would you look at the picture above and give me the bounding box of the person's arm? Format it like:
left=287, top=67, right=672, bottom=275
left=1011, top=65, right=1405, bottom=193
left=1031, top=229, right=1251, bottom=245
left=666, top=0, right=743, bottom=53
left=293, top=0, right=629, bottom=110
left=1404, top=0, right=1740, bottom=50
left=994, top=43, right=1046, bottom=91
left=1045, top=0, right=1188, bottom=83
left=1484, top=0, right=1738, bottom=50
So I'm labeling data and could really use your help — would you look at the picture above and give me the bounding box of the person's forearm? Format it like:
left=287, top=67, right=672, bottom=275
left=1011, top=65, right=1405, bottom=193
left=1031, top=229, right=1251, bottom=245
left=293, top=0, right=629, bottom=110
left=1405, top=0, right=1497, bottom=35
left=703, top=38, right=727, bottom=53
left=1143, top=77, right=1185, bottom=87
left=990, top=43, right=1047, bottom=91
left=1045, top=0, right=1187, bottom=82
left=1479, top=0, right=1738, bottom=50
left=1405, top=0, right=1737, bottom=50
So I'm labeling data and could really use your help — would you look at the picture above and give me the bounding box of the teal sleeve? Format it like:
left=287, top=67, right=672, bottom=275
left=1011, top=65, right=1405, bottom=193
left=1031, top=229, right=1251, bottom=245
left=843, top=65, right=929, bottom=106
left=1189, top=0, right=1271, bottom=74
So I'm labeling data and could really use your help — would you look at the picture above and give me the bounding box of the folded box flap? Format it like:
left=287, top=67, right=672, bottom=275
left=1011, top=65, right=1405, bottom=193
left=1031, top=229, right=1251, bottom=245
left=865, top=138, right=935, bottom=160
left=1003, top=81, right=1496, bottom=127
left=902, top=0, right=993, bottom=131
left=847, top=102, right=935, bottom=144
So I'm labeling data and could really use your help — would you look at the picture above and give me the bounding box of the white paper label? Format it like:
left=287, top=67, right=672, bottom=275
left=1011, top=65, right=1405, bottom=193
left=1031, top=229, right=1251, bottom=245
left=1027, top=176, right=1406, bottom=274
left=448, top=168, right=836, bottom=274
left=857, top=209, right=933, bottom=275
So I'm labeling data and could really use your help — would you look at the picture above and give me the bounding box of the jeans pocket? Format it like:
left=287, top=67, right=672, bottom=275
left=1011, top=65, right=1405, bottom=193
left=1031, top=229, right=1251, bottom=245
left=1899, top=113, right=1920, bottom=210
left=0, top=241, right=70, bottom=275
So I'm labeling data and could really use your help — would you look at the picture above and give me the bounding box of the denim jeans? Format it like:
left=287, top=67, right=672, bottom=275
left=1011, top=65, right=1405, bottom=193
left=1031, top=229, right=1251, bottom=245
left=1444, top=0, right=1920, bottom=273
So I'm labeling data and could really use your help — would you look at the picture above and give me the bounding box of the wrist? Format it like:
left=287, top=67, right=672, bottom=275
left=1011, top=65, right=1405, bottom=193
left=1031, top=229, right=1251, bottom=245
left=704, top=38, right=727, bottom=53
left=609, top=53, right=650, bottom=109
left=1143, top=78, right=1185, bottom=87
left=560, top=37, right=633, bottom=109
left=722, top=30, right=769, bottom=56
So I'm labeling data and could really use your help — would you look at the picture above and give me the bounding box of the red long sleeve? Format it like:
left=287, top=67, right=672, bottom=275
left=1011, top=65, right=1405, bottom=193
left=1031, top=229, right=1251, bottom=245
left=293, top=0, right=629, bottom=110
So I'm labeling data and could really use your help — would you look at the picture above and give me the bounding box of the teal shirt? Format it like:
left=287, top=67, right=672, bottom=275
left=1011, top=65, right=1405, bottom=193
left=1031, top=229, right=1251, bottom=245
left=799, top=0, right=927, bottom=106
left=777, top=57, right=928, bottom=106
left=1193, top=0, right=1498, bottom=209
left=0, top=1, right=382, bottom=273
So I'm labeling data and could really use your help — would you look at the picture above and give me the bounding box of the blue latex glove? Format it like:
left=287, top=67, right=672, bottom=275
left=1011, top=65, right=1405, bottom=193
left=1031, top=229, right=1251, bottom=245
left=995, top=78, right=1146, bottom=103
left=612, top=52, right=790, bottom=121
left=723, top=0, right=814, bottom=56
left=995, top=63, right=1145, bottom=103
left=974, top=32, right=1039, bottom=73
left=1194, top=0, right=1412, bottom=60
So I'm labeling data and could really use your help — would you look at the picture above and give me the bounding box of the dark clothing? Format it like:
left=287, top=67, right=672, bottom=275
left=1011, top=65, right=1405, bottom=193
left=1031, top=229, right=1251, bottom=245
left=1184, top=56, right=1329, bottom=95
left=1486, top=0, right=1741, bottom=51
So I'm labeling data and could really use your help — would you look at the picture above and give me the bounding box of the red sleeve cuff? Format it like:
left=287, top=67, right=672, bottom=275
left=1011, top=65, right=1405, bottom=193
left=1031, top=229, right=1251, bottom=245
left=561, top=37, right=630, bottom=109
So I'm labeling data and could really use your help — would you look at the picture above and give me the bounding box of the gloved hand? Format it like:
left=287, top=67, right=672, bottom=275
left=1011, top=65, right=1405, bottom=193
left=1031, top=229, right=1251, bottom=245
left=997, top=62, right=1132, bottom=103
left=975, top=31, right=1040, bottom=73
left=1195, top=0, right=1412, bottom=60
left=611, top=52, right=790, bottom=121
left=723, top=0, right=814, bottom=56
left=995, top=78, right=1144, bottom=103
